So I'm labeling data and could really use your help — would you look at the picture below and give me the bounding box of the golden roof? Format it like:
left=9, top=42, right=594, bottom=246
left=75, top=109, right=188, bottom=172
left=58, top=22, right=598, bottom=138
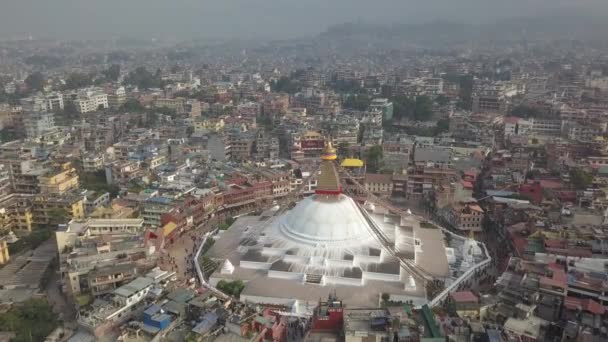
left=341, top=158, right=364, bottom=168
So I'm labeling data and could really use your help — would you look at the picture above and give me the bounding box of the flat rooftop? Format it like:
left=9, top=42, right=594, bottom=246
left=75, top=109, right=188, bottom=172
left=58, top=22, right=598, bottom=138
left=114, top=277, right=153, bottom=297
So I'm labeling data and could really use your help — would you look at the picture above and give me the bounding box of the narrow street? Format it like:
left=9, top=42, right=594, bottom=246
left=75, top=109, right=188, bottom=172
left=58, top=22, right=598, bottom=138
left=45, top=268, right=76, bottom=324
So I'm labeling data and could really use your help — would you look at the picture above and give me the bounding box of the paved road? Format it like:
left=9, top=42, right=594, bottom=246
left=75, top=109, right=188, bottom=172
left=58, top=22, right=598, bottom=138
left=160, top=215, right=226, bottom=281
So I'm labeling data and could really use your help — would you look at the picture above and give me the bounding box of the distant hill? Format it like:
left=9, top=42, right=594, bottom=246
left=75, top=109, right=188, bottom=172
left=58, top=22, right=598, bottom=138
left=318, top=9, right=608, bottom=48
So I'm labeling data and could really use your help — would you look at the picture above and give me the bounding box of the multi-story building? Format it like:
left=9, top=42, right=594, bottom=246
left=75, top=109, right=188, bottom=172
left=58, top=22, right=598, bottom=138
left=45, top=93, right=64, bottom=111
left=105, top=161, right=142, bottom=186
left=407, top=165, right=457, bottom=199
left=222, top=181, right=273, bottom=210
left=107, top=86, right=126, bottom=109
left=56, top=217, right=148, bottom=297
left=293, top=131, right=325, bottom=160
left=229, top=133, right=254, bottom=161
left=0, top=104, right=22, bottom=129
left=206, top=134, right=231, bottom=161
left=33, top=191, right=85, bottom=226
left=82, top=155, right=105, bottom=173
left=0, top=193, right=34, bottom=234
left=262, top=94, right=289, bottom=117
left=562, top=121, right=607, bottom=143
left=184, top=99, right=201, bottom=118
left=440, top=200, right=484, bottom=232
left=1, top=156, right=46, bottom=194
left=143, top=197, right=175, bottom=227
left=0, top=237, right=9, bottom=265
left=472, top=81, right=518, bottom=114
left=38, top=162, right=79, bottom=195
left=413, top=147, right=453, bottom=169
left=504, top=117, right=562, bottom=138
left=370, top=98, right=393, bottom=121
left=382, top=137, right=414, bottom=173
left=20, top=96, right=48, bottom=112
left=154, top=97, right=186, bottom=113
left=24, top=112, right=55, bottom=138
left=70, top=89, right=109, bottom=113
left=88, top=263, right=139, bottom=296
left=77, top=276, right=156, bottom=337
left=364, top=173, right=394, bottom=196
left=159, top=196, right=213, bottom=240
left=254, top=130, right=280, bottom=160
left=83, top=191, right=111, bottom=214
left=194, top=118, right=225, bottom=134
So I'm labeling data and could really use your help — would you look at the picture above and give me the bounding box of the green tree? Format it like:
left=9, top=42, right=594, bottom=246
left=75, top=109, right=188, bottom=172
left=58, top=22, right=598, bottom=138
left=80, top=170, right=120, bottom=198
left=103, top=64, right=121, bottom=82
left=271, top=76, right=300, bottom=94
left=343, top=94, right=371, bottom=111
left=48, top=208, right=69, bottom=224
left=435, top=118, right=450, bottom=134
left=413, top=96, right=433, bottom=121
left=381, top=293, right=390, bottom=303
left=124, top=66, right=161, bottom=89
left=435, top=94, right=450, bottom=106
left=393, top=95, right=416, bottom=119
left=570, top=168, right=593, bottom=190
left=444, top=73, right=473, bottom=110
left=216, top=280, right=245, bottom=297
left=24, top=72, right=45, bottom=92
left=380, top=85, right=393, bottom=98
left=510, top=105, right=543, bottom=118
left=120, top=98, right=145, bottom=112
left=0, top=129, right=18, bottom=143
left=55, top=102, right=80, bottom=125
left=64, top=72, right=93, bottom=90
left=365, top=145, right=384, bottom=173
left=0, top=298, right=58, bottom=342
left=337, top=142, right=351, bottom=158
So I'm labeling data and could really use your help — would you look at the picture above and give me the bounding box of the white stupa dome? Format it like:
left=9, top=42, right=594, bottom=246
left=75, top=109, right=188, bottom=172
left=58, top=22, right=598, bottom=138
left=278, top=194, right=376, bottom=248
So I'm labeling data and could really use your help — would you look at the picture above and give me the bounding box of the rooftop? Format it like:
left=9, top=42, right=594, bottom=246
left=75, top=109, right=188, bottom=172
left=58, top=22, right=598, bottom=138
left=114, top=277, right=154, bottom=298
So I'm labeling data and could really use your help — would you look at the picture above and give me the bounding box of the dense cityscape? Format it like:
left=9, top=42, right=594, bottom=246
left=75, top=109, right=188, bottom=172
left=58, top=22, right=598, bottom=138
left=1, top=4, right=608, bottom=342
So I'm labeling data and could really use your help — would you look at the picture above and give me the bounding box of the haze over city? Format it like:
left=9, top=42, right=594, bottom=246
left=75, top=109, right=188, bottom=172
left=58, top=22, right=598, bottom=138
left=1, top=0, right=608, bottom=40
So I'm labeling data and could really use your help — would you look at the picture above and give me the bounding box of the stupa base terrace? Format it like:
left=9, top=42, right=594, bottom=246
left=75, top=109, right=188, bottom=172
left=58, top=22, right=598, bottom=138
left=203, top=200, right=488, bottom=308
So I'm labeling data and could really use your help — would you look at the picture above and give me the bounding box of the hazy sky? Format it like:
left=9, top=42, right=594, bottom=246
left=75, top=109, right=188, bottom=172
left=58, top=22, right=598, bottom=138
left=1, top=0, right=606, bottom=40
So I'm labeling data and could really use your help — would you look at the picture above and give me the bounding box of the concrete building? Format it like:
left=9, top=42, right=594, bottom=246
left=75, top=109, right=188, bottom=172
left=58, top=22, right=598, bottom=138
left=440, top=201, right=484, bottom=232
left=107, top=86, right=126, bottom=109
left=0, top=194, right=34, bottom=234
left=370, top=98, right=393, bottom=121
left=364, top=173, right=394, bottom=196
left=24, top=112, right=55, bottom=138
left=71, top=89, right=109, bottom=113
left=143, top=197, right=175, bottom=227
left=56, top=217, right=148, bottom=297
left=382, top=137, right=414, bottom=173
left=33, top=192, right=85, bottom=226
left=38, top=163, right=79, bottom=195
left=82, top=155, right=105, bottom=173
left=83, top=191, right=110, bottom=214
left=0, top=237, right=10, bottom=265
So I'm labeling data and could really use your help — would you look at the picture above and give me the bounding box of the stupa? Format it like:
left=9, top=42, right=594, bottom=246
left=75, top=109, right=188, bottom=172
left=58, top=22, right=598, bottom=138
left=205, top=141, right=449, bottom=307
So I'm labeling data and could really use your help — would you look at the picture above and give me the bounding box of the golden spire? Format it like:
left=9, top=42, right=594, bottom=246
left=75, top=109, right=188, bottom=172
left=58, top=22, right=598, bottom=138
left=321, top=137, right=337, bottom=161
left=316, top=136, right=341, bottom=195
